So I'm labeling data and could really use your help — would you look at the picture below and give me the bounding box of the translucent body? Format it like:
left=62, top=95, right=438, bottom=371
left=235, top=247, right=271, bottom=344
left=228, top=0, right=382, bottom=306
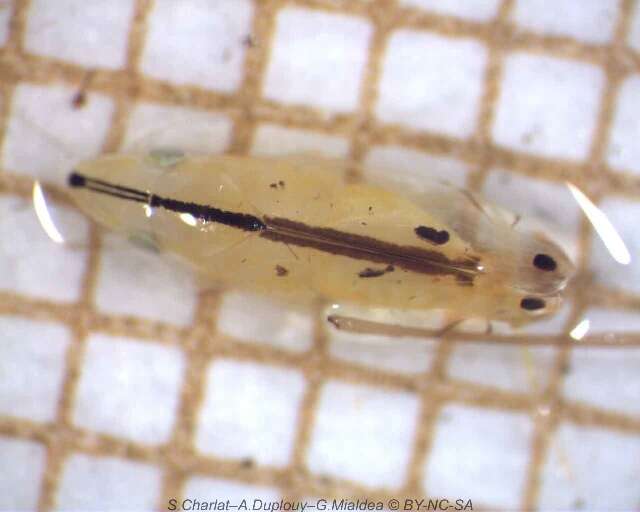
left=68, top=152, right=574, bottom=327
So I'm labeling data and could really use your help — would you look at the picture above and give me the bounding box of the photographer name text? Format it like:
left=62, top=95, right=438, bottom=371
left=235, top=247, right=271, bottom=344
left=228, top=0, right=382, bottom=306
left=168, top=498, right=473, bottom=512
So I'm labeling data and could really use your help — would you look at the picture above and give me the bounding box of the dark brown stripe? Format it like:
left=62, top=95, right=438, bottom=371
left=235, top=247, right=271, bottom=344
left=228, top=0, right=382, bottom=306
left=262, top=217, right=479, bottom=281
left=69, top=173, right=481, bottom=281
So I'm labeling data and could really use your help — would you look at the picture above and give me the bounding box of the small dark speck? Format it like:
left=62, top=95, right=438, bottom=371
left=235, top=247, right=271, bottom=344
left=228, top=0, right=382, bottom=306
left=561, top=361, right=572, bottom=375
left=242, top=34, right=256, bottom=48
left=241, top=258, right=247, bottom=263
left=358, top=265, right=394, bottom=278
left=270, top=183, right=278, bottom=189
left=275, top=265, right=289, bottom=276
left=240, top=457, right=255, bottom=468
left=278, top=180, right=285, bottom=188
left=368, top=206, right=373, bottom=212
left=71, top=90, right=87, bottom=109
left=361, top=222, right=367, bottom=226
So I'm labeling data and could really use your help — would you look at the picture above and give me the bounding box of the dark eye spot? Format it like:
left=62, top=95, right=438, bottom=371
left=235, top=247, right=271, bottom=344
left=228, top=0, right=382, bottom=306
left=415, top=225, right=450, bottom=245
left=533, top=253, right=557, bottom=271
left=520, top=297, right=546, bottom=311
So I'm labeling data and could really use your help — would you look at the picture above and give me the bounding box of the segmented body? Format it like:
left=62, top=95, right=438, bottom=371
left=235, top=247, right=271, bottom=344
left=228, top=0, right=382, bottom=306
left=68, top=151, right=574, bottom=326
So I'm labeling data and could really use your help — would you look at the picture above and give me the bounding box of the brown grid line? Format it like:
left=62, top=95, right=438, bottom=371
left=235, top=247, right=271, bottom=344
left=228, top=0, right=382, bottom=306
left=0, top=0, right=639, bottom=510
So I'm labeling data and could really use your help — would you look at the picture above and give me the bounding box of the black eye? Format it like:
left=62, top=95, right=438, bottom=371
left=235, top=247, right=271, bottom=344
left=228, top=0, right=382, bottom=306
left=521, top=297, right=546, bottom=311
left=533, top=253, right=557, bottom=271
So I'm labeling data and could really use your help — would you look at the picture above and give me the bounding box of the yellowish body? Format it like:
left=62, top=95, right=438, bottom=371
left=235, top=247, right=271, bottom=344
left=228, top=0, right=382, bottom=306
left=68, top=151, right=574, bottom=327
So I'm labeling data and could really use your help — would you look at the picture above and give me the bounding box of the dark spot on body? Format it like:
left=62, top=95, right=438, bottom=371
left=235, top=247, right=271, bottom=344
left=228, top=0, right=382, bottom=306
left=278, top=180, right=285, bottom=188
left=521, top=297, right=546, bottom=311
left=361, top=222, right=367, bottom=226
left=358, top=265, right=394, bottom=278
left=275, top=265, right=289, bottom=276
left=270, top=183, right=278, bottom=189
left=533, top=253, right=557, bottom=271
left=415, top=225, right=450, bottom=245
left=262, top=217, right=480, bottom=281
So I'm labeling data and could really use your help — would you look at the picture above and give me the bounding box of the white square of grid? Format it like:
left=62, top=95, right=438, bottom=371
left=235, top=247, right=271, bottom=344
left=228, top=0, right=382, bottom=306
left=376, top=30, right=488, bottom=138
left=0, top=436, right=46, bottom=511
left=537, top=422, right=640, bottom=510
left=196, top=358, right=306, bottom=468
left=306, top=380, right=420, bottom=489
left=607, top=74, right=640, bottom=176
left=95, top=234, right=198, bottom=327
left=510, top=0, right=620, bottom=44
left=73, top=333, right=185, bottom=444
left=122, top=102, right=234, bottom=154
left=364, top=146, right=471, bottom=188
left=563, top=308, right=640, bottom=417
left=0, top=194, right=89, bottom=302
left=492, top=52, right=604, bottom=161
left=447, top=343, right=557, bottom=393
left=2, top=83, right=114, bottom=185
left=629, top=0, right=640, bottom=50
left=424, top=404, right=533, bottom=509
left=252, top=123, right=350, bottom=159
left=328, top=329, right=436, bottom=375
left=25, top=0, right=136, bottom=69
left=263, top=7, right=372, bottom=113
left=56, top=453, right=162, bottom=511
left=216, top=291, right=314, bottom=353
left=141, top=0, right=254, bottom=93
left=0, top=316, right=70, bottom=423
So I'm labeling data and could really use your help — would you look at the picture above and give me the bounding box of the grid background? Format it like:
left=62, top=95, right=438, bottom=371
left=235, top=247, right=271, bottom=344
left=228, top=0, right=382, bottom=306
left=1, top=0, right=640, bottom=510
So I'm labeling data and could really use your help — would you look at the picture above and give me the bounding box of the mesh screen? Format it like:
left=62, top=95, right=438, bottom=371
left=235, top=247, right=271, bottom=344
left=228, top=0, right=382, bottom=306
left=1, top=0, right=639, bottom=510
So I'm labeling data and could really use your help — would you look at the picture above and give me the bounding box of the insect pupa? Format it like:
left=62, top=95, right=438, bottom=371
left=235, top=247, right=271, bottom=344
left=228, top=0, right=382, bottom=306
left=65, top=150, right=576, bottom=333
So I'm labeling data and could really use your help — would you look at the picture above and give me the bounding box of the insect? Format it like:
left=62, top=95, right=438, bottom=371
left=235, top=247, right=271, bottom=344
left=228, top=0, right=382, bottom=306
left=66, top=149, right=575, bottom=331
